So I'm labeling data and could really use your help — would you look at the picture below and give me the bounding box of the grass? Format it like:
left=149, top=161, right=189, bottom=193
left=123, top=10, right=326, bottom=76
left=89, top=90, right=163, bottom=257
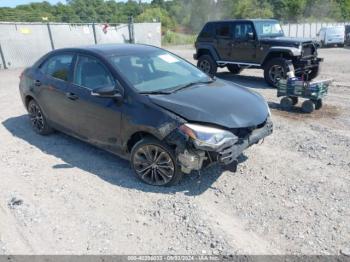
left=162, top=30, right=196, bottom=46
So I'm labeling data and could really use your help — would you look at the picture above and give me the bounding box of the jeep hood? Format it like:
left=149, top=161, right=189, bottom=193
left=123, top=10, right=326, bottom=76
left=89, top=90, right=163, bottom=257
left=148, top=79, right=269, bottom=129
left=260, top=36, right=315, bottom=47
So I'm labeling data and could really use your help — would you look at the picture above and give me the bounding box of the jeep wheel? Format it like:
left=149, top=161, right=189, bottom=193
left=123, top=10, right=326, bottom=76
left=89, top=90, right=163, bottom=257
left=227, top=64, right=242, bottom=75
left=264, top=58, right=288, bottom=87
left=197, top=55, right=217, bottom=77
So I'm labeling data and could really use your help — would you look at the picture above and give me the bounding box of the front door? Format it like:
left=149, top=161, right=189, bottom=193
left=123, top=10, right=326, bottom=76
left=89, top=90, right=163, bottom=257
left=230, top=22, right=257, bottom=63
left=65, top=54, right=122, bottom=152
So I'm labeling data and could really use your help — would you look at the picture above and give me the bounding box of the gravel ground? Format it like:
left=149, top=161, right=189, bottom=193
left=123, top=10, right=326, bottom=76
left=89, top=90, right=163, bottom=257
left=0, top=46, right=349, bottom=255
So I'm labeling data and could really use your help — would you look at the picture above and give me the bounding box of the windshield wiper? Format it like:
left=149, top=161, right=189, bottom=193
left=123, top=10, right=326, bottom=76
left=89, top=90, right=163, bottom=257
left=139, top=90, right=173, bottom=95
left=170, top=78, right=215, bottom=93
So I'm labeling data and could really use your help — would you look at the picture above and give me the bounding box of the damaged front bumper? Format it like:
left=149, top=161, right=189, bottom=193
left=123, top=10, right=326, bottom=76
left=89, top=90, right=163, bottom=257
left=177, top=117, right=273, bottom=173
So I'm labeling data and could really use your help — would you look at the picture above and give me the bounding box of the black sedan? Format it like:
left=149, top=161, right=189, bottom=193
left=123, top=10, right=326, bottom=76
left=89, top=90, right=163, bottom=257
left=19, top=44, right=273, bottom=186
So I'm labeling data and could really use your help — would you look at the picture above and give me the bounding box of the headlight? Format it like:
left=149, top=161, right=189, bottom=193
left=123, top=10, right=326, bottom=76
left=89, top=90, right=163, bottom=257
left=179, top=123, right=238, bottom=150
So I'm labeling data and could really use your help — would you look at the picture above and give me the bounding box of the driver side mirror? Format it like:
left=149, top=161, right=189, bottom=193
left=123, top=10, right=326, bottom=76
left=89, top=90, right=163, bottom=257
left=91, top=83, right=123, bottom=99
left=247, top=32, right=255, bottom=40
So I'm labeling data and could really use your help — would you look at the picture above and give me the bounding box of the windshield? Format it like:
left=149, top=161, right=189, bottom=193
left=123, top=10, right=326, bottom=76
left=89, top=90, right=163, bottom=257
left=328, top=27, right=344, bottom=35
left=254, top=21, right=284, bottom=38
left=109, top=50, right=210, bottom=93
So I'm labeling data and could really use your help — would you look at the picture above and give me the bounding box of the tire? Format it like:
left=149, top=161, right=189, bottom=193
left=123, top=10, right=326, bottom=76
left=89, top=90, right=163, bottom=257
left=280, top=97, right=293, bottom=110
left=264, top=57, right=289, bottom=87
left=314, top=99, right=323, bottom=110
left=301, top=100, right=315, bottom=113
left=130, top=137, right=183, bottom=186
left=27, top=99, right=54, bottom=135
left=197, top=55, right=217, bottom=77
left=290, top=96, right=298, bottom=105
left=227, top=64, right=242, bottom=75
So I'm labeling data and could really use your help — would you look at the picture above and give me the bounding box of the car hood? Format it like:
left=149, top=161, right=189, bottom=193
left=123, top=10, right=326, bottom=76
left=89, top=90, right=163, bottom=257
left=148, top=79, right=269, bottom=129
left=260, top=36, right=314, bottom=47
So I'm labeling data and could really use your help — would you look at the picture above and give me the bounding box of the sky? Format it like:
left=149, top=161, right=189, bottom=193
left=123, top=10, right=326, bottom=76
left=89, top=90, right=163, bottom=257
left=0, top=0, right=143, bottom=8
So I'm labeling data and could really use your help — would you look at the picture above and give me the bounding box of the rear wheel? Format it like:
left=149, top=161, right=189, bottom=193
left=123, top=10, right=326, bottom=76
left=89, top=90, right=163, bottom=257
left=264, top=57, right=288, bottom=87
left=131, top=137, right=182, bottom=186
left=280, top=97, right=293, bottom=110
left=27, top=99, right=53, bottom=135
left=227, top=64, right=242, bottom=75
left=197, top=55, right=217, bottom=77
left=302, top=100, right=315, bottom=113
left=314, top=99, right=323, bottom=110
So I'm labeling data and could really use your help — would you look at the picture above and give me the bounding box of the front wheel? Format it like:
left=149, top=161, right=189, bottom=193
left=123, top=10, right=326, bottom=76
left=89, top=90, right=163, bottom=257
left=28, top=99, right=53, bottom=135
left=197, top=55, right=217, bottom=77
left=264, top=57, right=288, bottom=87
left=131, top=137, right=182, bottom=186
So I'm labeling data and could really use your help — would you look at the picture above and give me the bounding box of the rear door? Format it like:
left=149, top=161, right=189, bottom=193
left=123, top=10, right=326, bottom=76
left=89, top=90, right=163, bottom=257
left=36, top=53, right=75, bottom=128
left=214, top=22, right=232, bottom=61
left=230, top=21, right=257, bottom=63
left=64, top=54, right=122, bottom=151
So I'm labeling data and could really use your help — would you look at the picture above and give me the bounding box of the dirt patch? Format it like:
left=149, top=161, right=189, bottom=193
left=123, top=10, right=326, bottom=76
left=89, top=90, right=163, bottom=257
left=269, top=103, right=342, bottom=121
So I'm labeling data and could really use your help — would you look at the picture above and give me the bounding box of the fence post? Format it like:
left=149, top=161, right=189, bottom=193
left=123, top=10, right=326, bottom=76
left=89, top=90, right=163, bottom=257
left=288, top=23, right=291, bottom=37
left=128, top=16, right=135, bottom=44
left=47, top=23, right=55, bottom=50
left=92, top=22, right=98, bottom=44
left=0, top=43, right=7, bottom=69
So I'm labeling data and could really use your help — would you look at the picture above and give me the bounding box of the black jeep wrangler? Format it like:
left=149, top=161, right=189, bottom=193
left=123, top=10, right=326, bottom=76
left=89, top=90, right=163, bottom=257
left=194, top=19, right=323, bottom=86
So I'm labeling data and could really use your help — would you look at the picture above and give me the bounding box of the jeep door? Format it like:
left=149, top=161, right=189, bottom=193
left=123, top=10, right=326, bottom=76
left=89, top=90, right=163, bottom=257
left=230, top=21, right=257, bottom=63
left=214, top=22, right=232, bottom=61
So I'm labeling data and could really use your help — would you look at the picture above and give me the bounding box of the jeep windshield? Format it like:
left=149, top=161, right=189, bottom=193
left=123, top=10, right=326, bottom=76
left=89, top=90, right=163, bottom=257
left=254, top=20, right=284, bottom=38
left=109, top=50, right=211, bottom=94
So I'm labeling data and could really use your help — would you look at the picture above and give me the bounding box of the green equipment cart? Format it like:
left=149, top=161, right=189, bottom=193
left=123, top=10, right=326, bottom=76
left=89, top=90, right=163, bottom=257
left=277, top=78, right=332, bottom=113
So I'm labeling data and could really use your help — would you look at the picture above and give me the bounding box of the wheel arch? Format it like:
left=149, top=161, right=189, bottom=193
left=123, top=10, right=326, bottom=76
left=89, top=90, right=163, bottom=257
left=126, top=131, right=162, bottom=153
left=24, top=95, right=35, bottom=109
left=196, top=44, right=220, bottom=61
left=262, top=50, right=294, bottom=67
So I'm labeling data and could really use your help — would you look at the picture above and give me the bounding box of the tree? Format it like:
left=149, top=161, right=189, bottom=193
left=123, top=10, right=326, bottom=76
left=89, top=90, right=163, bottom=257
left=136, top=7, right=175, bottom=31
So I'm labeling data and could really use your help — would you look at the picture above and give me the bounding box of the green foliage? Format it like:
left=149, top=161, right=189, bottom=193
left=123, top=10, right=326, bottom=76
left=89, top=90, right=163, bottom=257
left=162, top=30, right=196, bottom=45
left=0, top=0, right=350, bottom=32
left=136, top=7, right=175, bottom=31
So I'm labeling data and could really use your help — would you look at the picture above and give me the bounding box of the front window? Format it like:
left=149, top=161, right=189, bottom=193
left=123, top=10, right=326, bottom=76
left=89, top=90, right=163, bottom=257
left=109, top=50, right=210, bottom=93
left=254, top=20, right=284, bottom=38
left=73, top=55, right=114, bottom=90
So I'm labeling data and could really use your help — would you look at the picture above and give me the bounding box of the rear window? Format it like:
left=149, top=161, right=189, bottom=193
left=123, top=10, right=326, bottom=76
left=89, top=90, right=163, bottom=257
left=215, top=22, right=230, bottom=38
left=199, top=23, right=214, bottom=38
left=40, top=54, right=74, bottom=81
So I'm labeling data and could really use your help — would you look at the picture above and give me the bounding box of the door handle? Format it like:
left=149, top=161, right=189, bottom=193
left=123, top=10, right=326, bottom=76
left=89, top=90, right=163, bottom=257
left=34, top=80, right=41, bottom=86
left=66, top=92, right=79, bottom=100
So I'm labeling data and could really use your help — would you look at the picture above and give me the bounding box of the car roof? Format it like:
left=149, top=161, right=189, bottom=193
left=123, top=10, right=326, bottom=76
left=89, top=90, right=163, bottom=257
left=207, top=19, right=278, bottom=23
left=51, top=43, right=161, bottom=57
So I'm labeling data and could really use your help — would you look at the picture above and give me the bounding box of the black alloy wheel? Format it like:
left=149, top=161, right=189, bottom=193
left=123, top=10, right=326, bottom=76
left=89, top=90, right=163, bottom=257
left=131, top=138, right=182, bottom=186
left=28, top=99, right=53, bottom=135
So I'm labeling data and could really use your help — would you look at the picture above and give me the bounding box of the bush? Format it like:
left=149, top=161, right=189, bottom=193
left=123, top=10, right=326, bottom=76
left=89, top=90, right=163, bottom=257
left=162, top=30, right=196, bottom=46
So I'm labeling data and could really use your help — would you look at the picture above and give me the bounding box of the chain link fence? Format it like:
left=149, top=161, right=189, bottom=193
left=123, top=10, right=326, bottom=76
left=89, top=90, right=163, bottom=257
left=282, top=21, right=350, bottom=38
left=0, top=22, right=161, bottom=69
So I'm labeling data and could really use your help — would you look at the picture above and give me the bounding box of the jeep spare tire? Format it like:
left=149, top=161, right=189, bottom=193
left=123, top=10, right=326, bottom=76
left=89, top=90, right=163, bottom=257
left=197, top=55, right=217, bottom=77
left=264, top=57, right=288, bottom=87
